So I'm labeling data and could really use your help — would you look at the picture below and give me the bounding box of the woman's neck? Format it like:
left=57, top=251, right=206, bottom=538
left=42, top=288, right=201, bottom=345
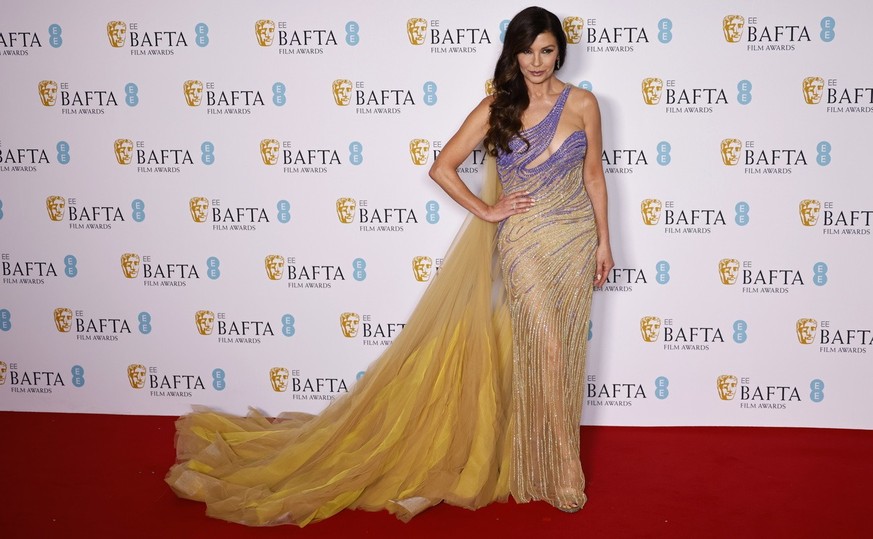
left=524, top=77, right=564, bottom=100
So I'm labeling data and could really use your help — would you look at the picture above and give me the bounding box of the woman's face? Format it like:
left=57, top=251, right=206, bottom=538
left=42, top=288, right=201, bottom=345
left=516, top=32, right=559, bottom=85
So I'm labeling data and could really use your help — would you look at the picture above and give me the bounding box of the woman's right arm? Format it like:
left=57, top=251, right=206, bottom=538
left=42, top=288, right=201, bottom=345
left=429, top=97, right=533, bottom=222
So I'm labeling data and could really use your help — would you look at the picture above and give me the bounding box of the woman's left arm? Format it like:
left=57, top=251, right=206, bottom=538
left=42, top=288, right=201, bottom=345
left=578, top=90, right=614, bottom=287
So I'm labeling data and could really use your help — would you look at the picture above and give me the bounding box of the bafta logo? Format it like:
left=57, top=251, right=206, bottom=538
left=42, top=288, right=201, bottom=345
left=640, top=199, right=662, bottom=225
left=717, top=374, right=738, bottom=401
left=641, top=77, right=663, bottom=105
left=332, top=79, right=352, bottom=106
left=260, top=138, right=280, bottom=165
left=412, top=256, right=433, bottom=282
left=53, top=307, right=73, bottom=333
left=38, top=80, right=58, bottom=107
left=721, top=138, right=742, bottom=166
left=722, top=15, right=745, bottom=43
left=255, top=19, right=276, bottom=47
left=340, top=312, right=360, bottom=338
left=409, top=139, right=431, bottom=166
left=640, top=316, right=662, bottom=343
left=802, top=76, right=825, bottom=105
left=799, top=199, right=822, bottom=227
left=0, top=361, right=7, bottom=385
left=120, top=253, right=141, bottom=279
left=796, top=318, right=818, bottom=345
left=270, top=367, right=290, bottom=392
left=336, top=197, right=356, bottom=224
left=562, top=16, right=584, bottom=44
left=195, top=310, right=215, bottom=336
left=114, top=139, right=133, bottom=165
left=718, top=258, right=740, bottom=285
left=485, top=79, right=495, bottom=96
left=406, top=18, right=427, bottom=45
left=189, top=197, right=209, bottom=223
left=265, top=254, right=285, bottom=281
left=127, top=364, right=146, bottom=389
left=107, top=21, right=127, bottom=48
left=183, top=80, right=204, bottom=107
left=45, top=195, right=66, bottom=221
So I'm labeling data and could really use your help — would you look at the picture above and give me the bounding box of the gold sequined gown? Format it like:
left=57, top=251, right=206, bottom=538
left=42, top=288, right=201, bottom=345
left=166, top=85, right=595, bottom=525
left=496, top=84, right=595, bottom=510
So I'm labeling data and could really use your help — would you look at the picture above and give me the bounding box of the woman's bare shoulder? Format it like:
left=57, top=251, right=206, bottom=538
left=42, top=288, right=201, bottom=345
left=566, top=86, right=600, bottom=129
left=462, top=94, right=494, bottom=125
left=475, top=94, right=495, bottom=112
left=567, top=86, right=599, bottom=110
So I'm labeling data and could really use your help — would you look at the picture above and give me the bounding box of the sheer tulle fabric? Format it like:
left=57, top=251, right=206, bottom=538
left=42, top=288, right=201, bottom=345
left=166, top=159, right=515, bottom=527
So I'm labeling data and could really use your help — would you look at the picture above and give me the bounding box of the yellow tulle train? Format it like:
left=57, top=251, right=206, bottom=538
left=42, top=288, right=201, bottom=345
left=166, top=160, right=515, bottom=526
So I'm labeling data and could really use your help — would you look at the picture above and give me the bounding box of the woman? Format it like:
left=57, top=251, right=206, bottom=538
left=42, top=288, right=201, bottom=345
left=166, top=6, right=612, bottom=525
left=430, top=6, right=613, bottom=512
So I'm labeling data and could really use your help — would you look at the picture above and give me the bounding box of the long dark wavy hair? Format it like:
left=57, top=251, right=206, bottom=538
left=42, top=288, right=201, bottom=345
left=484, top=7, right=567, bottom=156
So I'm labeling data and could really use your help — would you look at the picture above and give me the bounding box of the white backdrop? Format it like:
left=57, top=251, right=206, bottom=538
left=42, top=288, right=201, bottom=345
left=1, top=0, right=870, bottom=428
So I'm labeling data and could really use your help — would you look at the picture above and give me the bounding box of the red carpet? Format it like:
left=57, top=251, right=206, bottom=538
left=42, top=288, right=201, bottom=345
left=1, top=412, right=870, bottom=538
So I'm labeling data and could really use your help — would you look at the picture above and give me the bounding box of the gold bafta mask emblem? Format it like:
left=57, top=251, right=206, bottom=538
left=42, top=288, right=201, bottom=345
left=641, top=78, right=663, bottom=105
left=265, top=255, right=285, bottom=281
left=127, top=364, right=146, bottom=389
left=336, top=197, right=356, bottom=224
left=720, top=138, right=742, bottom=166
left=332, top=79, right=353, bottom=106
left=270, top=367, right=290, bottom=392
left=412, top=256, right=433, bottom=282
left=722, top=15, right=745, bottom=43
left=562, top=16, right=584, bottom=44
left=45, top=195, right=66, bottom=221
left=406, top=18, right=427, bottom=45
left=114, top=139, right=133, bottom=165
left=260, top=139, right=280, bottom=165
left=796, top=318, right=818, bottom=345
left=38, top=80, right=58, bottom=107
left=340, top=312, right=360, bottom=338
left=409, top=139, right=430, bottom=166
left=640, top=316, right=662, bottom=343
left=0, top=361, right=7, bottom=385
left=120, top=253, right=141, bottom=279
left=107, top=21, right=127, bottom=48
left=802, top=76, right=825, bottom=105
left=717, top=374, right=739, bottom=400
left=54, top=307, right=73, bottom=333
left=640, top=199, right=663, bottom=225
left=485, top=79, right=495, bottom=96
left=195, top=310, right=215, bottom=336
left=183, top=80, right=204, bottom=107
left=799, top=199, right=822, bottom=227
left=189, top=197, right=209, bottom=223
left=255, top=19, right=276, bottom=47
left=718, top=258, right=740, bottom=285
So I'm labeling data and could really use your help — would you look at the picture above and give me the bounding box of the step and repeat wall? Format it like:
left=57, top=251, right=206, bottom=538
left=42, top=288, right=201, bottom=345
left=2, top=1, right=870, bottom=428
